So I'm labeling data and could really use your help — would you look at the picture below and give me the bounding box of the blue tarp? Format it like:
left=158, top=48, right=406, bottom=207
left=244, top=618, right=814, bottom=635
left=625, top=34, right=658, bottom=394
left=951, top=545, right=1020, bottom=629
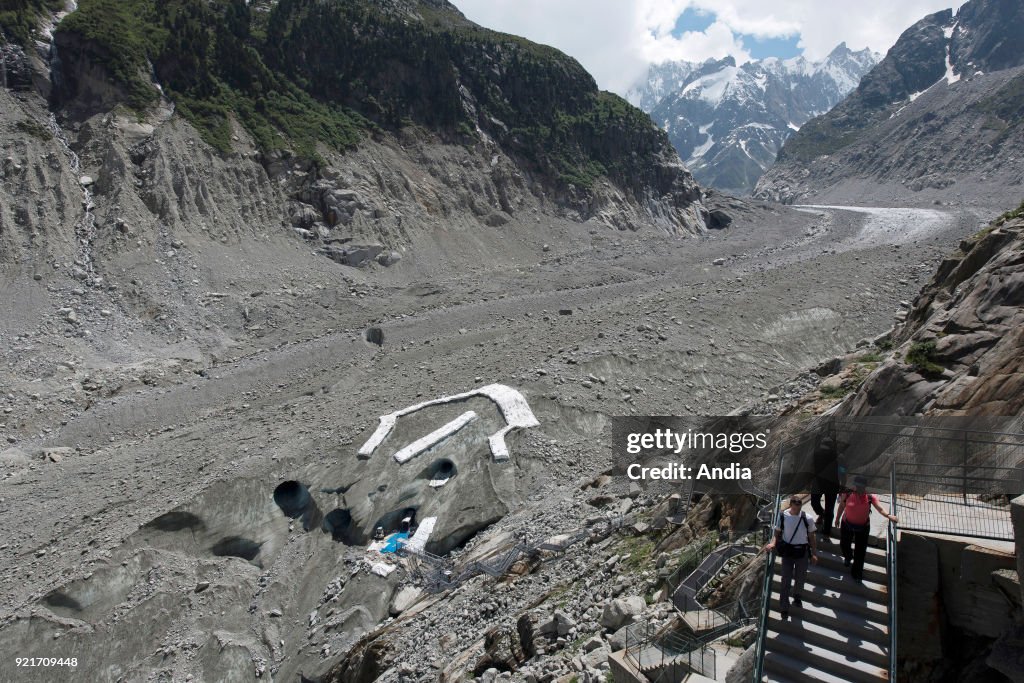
left=381, top=532, right=410, bottom=553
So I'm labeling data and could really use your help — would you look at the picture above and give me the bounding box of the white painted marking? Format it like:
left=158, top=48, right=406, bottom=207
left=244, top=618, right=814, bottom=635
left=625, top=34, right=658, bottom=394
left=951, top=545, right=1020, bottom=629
left=404, top=516, right=437, bottom=554
left=392, top=411, right=477, bottom=464
left=358, top=384, right=539, bottom=462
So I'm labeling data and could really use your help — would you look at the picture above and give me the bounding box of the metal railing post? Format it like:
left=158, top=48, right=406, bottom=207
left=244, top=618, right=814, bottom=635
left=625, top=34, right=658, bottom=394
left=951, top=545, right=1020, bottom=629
left=752, top=439, right=786, bottom=682
left=889, top=465, right=899, bottom=683
left=962, top=429, right=969, bottom=505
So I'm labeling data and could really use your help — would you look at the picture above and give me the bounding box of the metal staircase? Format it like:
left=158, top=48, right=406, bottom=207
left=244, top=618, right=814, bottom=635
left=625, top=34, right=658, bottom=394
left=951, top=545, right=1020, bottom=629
left=759, top=536, right=891, bottom=682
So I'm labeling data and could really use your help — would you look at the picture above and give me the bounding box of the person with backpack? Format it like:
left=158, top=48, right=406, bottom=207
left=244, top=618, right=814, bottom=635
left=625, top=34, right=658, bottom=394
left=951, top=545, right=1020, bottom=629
left=765, top=495, right=818, bottom=619
left=834, top=475, right=898, bottom=582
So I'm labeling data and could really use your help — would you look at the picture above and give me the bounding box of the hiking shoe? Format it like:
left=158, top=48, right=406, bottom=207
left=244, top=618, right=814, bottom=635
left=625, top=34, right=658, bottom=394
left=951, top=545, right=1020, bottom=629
left=793, top=596, right=802, bottom=607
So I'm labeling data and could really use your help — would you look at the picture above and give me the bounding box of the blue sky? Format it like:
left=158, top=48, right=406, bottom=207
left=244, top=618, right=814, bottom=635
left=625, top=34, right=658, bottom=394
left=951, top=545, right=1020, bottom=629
left=453, top=1, right=967, bottom=94
left=672, top=8, right=802, bottom=60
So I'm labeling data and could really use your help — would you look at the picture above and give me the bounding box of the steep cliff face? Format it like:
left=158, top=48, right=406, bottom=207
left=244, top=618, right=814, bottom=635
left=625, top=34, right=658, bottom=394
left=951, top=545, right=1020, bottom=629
left=755, top=0, right=1024, bottom=207
left=36, top=0, right=705, bottom=235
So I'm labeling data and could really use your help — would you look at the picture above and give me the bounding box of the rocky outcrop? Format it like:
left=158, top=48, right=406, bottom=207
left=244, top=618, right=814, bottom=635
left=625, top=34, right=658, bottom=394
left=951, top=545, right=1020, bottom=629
left=839, top=209, right=1024, bottom=416
left=755, top=0, right=1024, bottom=206
left=40, top=0, right=707, bottom=236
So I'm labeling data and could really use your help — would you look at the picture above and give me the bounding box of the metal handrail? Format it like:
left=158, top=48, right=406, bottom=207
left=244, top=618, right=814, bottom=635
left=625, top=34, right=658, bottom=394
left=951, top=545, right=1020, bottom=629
left=624, top=618, right=719, bottom=681
left=888, top=467, right=898, bottom=683
left=752, top=440, right=786, bottom=682
left=832, top=418, right=1024, bottom=444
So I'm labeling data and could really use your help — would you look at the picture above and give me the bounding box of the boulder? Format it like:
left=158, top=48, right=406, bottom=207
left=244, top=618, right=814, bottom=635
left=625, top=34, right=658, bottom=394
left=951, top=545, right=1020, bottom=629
left=553, top=610, right=575, bottom=636
left=607, top=624, right=634, bottom=651
left=725, top=645, right=756, bottom=683
left=0, top=447, right=31, bottom=466
left=376, top=251, right=402, bottom=267
left=484, top=212, right=510, bottom=227
left=600, top=596, right=645, bottom=631
left=708, top=209, right=732, bottom=229
left=289, top=203, right=319, bottom=228
left=341, top=244, right=384, bottom=267
left=389, top=586, right=421, bottom=616
left=988, top=621, right=1024, bottom=683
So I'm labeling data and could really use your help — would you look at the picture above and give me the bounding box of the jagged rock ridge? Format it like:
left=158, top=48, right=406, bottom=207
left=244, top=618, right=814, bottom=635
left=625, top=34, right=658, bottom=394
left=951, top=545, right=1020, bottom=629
left=755, top=0, right=1024, bottom=207
left=627, top=44, right=878, bottom=195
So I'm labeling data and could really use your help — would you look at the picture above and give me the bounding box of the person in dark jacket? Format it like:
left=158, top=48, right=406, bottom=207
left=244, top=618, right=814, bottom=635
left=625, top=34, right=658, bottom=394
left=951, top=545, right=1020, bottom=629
left=810, top=436, right=842, bottom=538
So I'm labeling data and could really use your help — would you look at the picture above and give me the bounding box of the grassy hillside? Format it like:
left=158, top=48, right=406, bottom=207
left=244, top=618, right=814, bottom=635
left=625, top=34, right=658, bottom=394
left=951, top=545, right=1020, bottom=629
left=49, top=0, right=674, bottom=196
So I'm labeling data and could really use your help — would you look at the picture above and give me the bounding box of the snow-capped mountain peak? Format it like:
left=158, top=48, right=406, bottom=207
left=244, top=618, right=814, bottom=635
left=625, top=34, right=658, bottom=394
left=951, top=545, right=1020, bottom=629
left=628, top=44, right=880, bottom=194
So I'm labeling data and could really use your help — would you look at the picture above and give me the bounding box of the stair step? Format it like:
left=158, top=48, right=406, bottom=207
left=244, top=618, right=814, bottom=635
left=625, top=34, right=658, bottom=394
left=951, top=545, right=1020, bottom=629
left=774, top=542, right=886, bottom=569
left=770, top=573, right=888, bottom=619
left=813, top=538, right=888, bottom=568
left=763, top=650, right=882, bottom=683
left=766, top=628, right=890, bottom=683
left=768, top=612, right=888, bottom=665
left=772, top=560, right=888, bottom=599
left=770, top=590, right=889, bottom=635
left=815, top=553, right=888, bottom=583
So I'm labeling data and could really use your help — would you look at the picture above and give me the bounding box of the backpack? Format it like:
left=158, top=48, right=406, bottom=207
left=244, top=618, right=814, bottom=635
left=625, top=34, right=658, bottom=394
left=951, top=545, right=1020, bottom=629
left=777, top=511, right=811, bottom=559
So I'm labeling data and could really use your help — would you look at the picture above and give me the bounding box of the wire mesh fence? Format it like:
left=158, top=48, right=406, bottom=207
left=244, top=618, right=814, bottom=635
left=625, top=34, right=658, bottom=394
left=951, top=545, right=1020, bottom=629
left=772, top=417, right=1024, bottom=541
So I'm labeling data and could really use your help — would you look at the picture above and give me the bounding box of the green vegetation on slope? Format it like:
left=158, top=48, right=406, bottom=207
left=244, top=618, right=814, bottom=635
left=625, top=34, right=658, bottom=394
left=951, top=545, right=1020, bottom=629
left=56, top=0, right=366, bottom=155
left=906, top=340, right=944, bottom=376
left=995, top=199, right=1024, bottom=225
left=0, top=0, right=64, bottom=46
left=50, top=0, right=670, bottom=196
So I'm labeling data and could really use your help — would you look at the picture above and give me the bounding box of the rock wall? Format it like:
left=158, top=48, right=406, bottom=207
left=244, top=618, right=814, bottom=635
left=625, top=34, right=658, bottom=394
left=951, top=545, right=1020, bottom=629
left=897, top=532, right=1018, bottom=680
left=838, top=212, right=1024, bottom=417
left=755, top=0, right=1024, bottom=207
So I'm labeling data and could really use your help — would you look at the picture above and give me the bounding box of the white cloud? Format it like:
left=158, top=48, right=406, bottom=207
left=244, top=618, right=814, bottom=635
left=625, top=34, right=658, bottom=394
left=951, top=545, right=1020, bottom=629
left=451, top=0, right=968, bottom=94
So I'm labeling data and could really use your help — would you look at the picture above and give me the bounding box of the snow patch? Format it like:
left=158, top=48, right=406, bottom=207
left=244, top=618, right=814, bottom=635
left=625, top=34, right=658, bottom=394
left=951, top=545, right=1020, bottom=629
left=682, top=66, right=739, bottom=106
left=359, top=384, right=539, bottom=462
left=944, top=46, right=960, bottom=85
left=689, top=131, right=715, bottom=162
left=370, top=562, right=397, bottom=577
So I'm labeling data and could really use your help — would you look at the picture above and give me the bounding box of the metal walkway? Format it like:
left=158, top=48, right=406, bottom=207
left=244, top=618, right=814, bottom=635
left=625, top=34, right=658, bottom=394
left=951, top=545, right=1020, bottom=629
left=751, top=416, right=1024, bottom=682
left=761, top=541, right=891, bottom=683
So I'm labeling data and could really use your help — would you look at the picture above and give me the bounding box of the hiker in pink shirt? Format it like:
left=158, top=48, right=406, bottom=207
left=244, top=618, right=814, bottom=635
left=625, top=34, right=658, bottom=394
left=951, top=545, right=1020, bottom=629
left=834, top=475, right=897, bottom=582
